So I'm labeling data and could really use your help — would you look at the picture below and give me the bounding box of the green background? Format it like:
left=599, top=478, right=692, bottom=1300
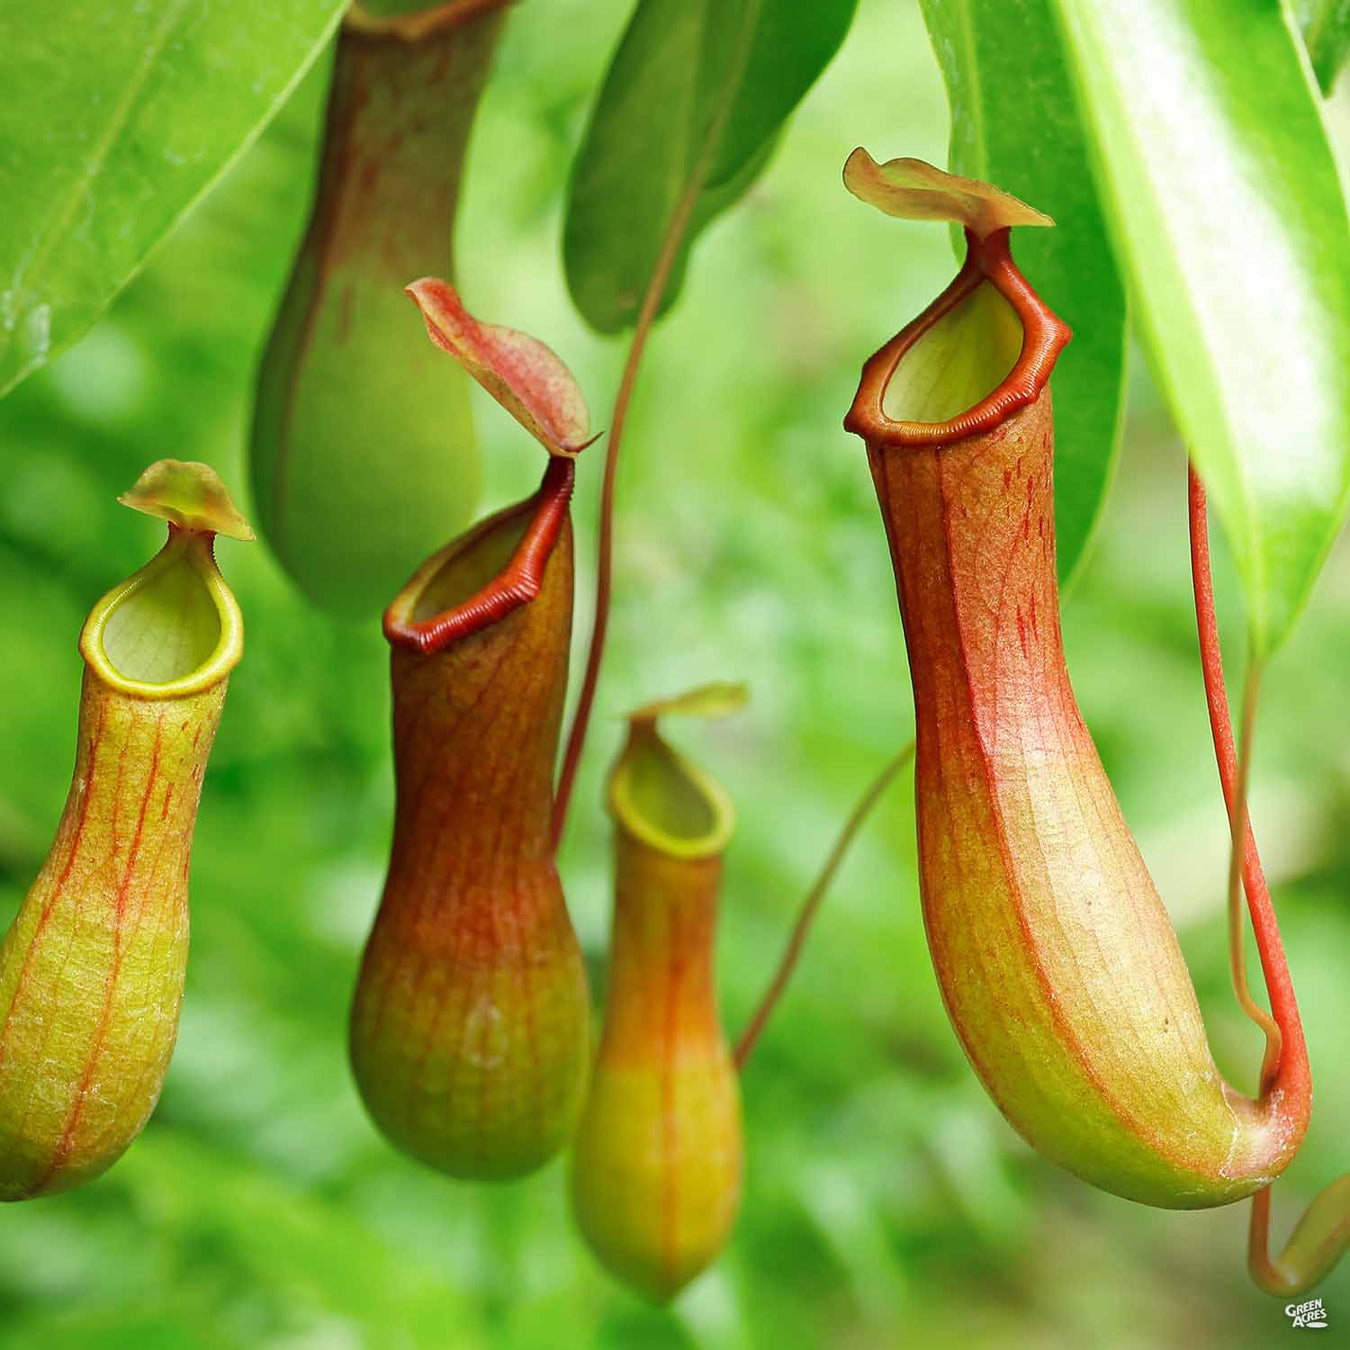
left=1, top=0, right=1348, bottom=1344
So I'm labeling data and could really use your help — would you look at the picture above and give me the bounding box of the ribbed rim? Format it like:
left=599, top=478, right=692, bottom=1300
left=384, top=455, right=573, bottom=655
left=844, top=227, right=1071, bottom=450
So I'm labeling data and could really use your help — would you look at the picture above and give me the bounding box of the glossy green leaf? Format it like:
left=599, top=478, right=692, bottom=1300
left=0, top=0, right=345, bottom=397
left=1297, top=0, right=1350, bottom=92
left=564, top=0, right=857, bottom=333
left=1050, top=0, right=1350, bottom=654
left=918, top=0, right=1128, bottom=586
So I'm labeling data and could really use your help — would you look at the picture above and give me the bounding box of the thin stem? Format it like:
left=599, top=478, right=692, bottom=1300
left=1249, top=1177, right=1350, bottom=1297
left=1228, top=667, right=1282, bottom=1086
left=734, top=740, right=915, bottom=1070
left=549, top=0, right=764, bottom=855
left=1186, top=464, right=1303, bottom=1084
left=1187, top=464, right=1348, bottom=1297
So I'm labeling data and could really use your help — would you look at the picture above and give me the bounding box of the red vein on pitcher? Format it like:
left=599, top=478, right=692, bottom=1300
left=571, top=686, right=744, bottom=1302
left=843, top=154, right=1311, bottom=1212
left=352, top=299, right=594, bottom=1181
left=0, top=460, right=249, bottom=1201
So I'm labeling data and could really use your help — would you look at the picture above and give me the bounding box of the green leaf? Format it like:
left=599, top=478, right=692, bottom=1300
left=564, top=0, right=858, bottom=334
left=0, top=0, right=345, bottom=397
left=1050, top=0, right=1350, bottom=655
left=918, top=0, right=1128, bottom=587
left=1296, top=0, right=1350, bottom=93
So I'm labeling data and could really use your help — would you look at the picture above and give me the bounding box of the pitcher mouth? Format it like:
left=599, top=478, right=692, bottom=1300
left=608, top=720, right=736, bottom=862
left=844, top=228, right=1072, bottom=451
left=384, top=455, right=574, bottom=655
left=79, top=528, right=244, bottom=700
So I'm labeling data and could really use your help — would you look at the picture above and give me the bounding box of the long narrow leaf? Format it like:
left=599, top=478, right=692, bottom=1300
left=1051, top=0, right=1350, bottom=654
left=0, top=0, right=345, bottom=396
left=919, top=0, right=1128, bottom=585
left=564, top=0, right=857, bottom=334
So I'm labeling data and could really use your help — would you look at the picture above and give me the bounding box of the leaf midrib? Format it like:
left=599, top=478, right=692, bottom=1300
left=10, top=0, right=193, bottom=310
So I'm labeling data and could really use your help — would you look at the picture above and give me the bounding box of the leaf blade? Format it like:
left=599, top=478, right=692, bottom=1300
left=0, top=0, right=345, bottom=396
left=564, top=0, right=858, bottom=334
left=1050, top=0, right=1350, bottom=653
left=919, top=0, right=1129, bottom=586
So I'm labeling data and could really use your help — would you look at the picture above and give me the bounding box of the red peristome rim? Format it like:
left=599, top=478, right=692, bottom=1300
left=343, top=0, right=512, bottom=43
left=843, top=228, right=1072, bottom=450
left=384, top=455, right=573, bottom=655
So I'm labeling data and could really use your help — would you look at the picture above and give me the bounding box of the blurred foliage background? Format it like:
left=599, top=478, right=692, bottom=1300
left=2, top=0, right=1349, bottom=1345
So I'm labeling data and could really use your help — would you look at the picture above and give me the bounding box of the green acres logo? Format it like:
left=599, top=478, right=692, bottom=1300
left=1287, top=1299, right=1328, bottom=1330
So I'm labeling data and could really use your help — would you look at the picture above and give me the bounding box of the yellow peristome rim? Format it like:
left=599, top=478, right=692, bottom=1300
left=607, top=682, right=743, bottom=861
left=608, top=728, right=737, bottom=861
left=79, top=531, right=245, bottom=701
